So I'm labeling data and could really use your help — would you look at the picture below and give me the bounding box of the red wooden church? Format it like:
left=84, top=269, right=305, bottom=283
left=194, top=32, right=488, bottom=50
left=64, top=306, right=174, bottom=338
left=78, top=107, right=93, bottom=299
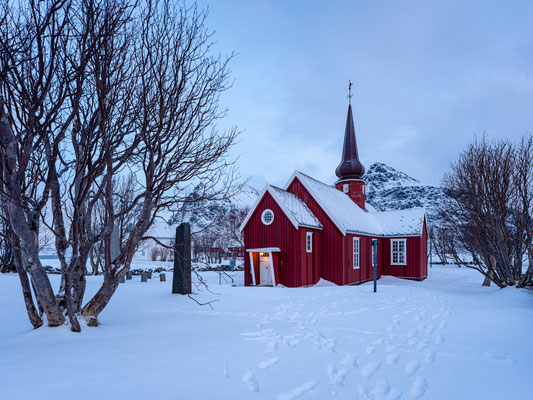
left=240, top=101, right=428, bottom=287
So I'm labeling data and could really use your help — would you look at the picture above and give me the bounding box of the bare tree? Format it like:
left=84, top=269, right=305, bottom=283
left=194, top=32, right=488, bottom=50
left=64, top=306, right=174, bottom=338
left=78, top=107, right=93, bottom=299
left=0, top=0, right=87, bottom=327
left=80, top=0, right=238, bottom=320
left=1, top=0, right=238, bottom=330
left=439, top=135, right=533, bottom=288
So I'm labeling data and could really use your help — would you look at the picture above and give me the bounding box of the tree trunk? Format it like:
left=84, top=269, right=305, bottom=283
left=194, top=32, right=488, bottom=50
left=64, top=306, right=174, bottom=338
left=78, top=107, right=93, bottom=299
left=26, top=258, right=65, bottom=326
left=81, top=273, right=118, bottom=319
left=64, top=270, right=81, bottom=332
left=12, top=244, right=42, bottom=329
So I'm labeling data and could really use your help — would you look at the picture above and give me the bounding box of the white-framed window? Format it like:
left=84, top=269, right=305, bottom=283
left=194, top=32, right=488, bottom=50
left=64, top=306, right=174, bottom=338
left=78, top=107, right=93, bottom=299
left=306, top=232, right=313, bottom=253
left=343, top=184, right=349, bottom=193
left=391, top=239, right=407, bottom=265
left=261, top=209, right=274, bottom=225
left=371, top=242, right=376, bottom=267
left=353, top=237, right=360, bottom=269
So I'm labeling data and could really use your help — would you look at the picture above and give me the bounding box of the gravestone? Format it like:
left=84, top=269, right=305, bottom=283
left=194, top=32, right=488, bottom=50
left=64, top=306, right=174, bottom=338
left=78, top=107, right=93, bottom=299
left=141, top=272, right=147, bottom=282
left=147, top=270, right=152, bottom=279
left=126, top=271, right=133, bottom=280
left=160, top=273, right=166, bottom=282
left=110, top=223, right=120, bottom=262
left=172, top=222, right=191, bottom=294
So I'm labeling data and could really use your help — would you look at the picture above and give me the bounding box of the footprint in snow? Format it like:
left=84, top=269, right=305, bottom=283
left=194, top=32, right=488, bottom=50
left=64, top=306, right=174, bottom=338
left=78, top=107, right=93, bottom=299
left=242, top=371, right=259, bottom=393
left=405, top=360, right=422, bottom=376
left=274, top=380, right=319, bottom=400
left=258, top=356, right=280, bottom=370
left=424, top=350, right=436, bottom=364
left=386, top=352, right=400, bottom=366
left=366, top=345, right=376, bottom=355
left=266, top=341, right=278, bottom=353
left=327, top=353, right=357, bottom=386
left=361, top=362, right=380, bottom=378
left=358, top=382, right=402, bottom=400
left=409, top=376, right=428, bottom=399
left=416, top=339, right=429, bottom=350
left=439, top=320, right=448, bottom=329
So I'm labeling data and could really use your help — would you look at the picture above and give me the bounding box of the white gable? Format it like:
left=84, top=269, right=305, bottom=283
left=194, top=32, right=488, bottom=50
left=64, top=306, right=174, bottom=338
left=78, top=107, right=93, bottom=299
left=239, top=184, right=322, bottom=232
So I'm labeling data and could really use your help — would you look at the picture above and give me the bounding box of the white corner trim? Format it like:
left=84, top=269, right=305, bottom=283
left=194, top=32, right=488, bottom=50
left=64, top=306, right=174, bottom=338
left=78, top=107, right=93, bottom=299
left=249, top=251, right=256, bottom=286
left=269, top=252, right=276, bottom=286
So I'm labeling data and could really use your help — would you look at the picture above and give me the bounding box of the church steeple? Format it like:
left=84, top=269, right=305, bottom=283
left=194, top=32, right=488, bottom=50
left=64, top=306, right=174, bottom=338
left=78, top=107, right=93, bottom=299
left=334, top=82, right=366, bottom=209
left=335, top=103, right=365, bottom=180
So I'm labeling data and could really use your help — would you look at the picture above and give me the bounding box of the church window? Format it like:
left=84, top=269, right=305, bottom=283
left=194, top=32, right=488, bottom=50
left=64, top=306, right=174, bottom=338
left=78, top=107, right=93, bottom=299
left=391, top=239, right=407, bottom=265
left=306, top=232, right=313, bottom=253
left=353, top=237, right=360, bottom=269
left=261, top=209, right=274, bottom=225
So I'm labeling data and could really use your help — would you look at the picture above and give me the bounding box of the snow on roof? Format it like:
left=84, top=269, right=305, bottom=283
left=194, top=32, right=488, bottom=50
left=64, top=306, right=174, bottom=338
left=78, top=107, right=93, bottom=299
left=371, top=207, right=425, bottom=236
left=286, top=171, right=424, bottom=237
left=147, top=222, right=175, bottom=239
left=239, top=184, right=323, bottom=232
left=268, top=185, right=323, bottom=229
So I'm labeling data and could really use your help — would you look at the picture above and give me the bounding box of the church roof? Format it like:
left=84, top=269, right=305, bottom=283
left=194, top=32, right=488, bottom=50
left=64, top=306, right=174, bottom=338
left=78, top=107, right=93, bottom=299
left=372, top=208, right=426, bottom=236
left=286, top=171, right=425, bottom=237
left=267, top=185, right=323, bottom=229
left=239, top=184, right=323, bottom=232
left=335, top=104, right=365, bottom=180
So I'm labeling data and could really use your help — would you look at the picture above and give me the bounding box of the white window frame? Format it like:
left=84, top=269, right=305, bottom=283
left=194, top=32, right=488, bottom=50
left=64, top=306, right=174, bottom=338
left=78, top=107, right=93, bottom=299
left=353, top=237, right=360, bottom=269
left=306, top=232, right=313, bottom=253
left=343, top=184, right=349, bottom=193
left=261, top=209, right=274, bottom=226
left=390, top=239, right=407, bottom=265
left=371, top=242, right=376, bottom=267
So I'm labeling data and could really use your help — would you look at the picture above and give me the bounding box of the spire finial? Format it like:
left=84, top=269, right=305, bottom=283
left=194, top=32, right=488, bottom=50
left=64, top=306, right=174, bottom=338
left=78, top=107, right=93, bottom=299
left=347, top=80, right=353, bottom=104
left=335, top=91, right=365, bottom=180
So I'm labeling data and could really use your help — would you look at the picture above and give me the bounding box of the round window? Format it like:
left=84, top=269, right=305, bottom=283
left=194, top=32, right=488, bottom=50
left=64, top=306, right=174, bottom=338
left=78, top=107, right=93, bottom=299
left=261, top=209, right=274, bottom=225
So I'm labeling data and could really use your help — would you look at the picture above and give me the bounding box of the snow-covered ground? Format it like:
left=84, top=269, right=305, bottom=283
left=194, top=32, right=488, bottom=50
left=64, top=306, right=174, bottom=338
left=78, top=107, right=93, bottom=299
left=0, top=266, right=532, bottom=400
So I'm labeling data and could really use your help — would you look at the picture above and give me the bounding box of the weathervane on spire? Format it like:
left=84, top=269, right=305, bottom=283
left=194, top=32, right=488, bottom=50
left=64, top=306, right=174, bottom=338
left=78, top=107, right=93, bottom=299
left=347, top=80, right=353, bottom=104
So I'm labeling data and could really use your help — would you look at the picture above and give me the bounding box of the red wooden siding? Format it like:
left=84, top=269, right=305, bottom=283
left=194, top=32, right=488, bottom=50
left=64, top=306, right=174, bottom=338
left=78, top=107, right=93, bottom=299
left=287, top=178, right=346, bottom=285
left=381, top=234, right=427, bottom=280
left=243, top=191, right=320, bottom=287
left=345, top=234, right=383, bottom=284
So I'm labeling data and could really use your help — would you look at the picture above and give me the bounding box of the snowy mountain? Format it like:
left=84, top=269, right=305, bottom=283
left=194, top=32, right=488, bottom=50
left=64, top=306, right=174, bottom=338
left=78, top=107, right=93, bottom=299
left=168, top=184, right=259, bottom=233
left=153, top=163, right=444, bottom=237
left=365, top=162, right=445, bottom=225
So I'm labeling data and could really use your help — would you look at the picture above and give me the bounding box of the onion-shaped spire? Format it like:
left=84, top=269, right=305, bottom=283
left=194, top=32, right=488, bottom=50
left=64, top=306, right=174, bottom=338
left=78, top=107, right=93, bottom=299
left=335, top=104, right=365, bottom=179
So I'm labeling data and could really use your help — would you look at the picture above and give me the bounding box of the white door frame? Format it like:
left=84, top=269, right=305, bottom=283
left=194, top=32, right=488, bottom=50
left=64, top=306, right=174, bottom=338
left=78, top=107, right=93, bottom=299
left=248, top=251, right=256, bottom=285
left=247, top=247, right=280, bottom=286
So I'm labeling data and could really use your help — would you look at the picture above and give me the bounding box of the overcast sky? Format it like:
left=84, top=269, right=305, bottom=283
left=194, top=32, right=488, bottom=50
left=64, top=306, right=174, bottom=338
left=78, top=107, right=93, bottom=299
left=197, top=0, right=533, bottom=188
